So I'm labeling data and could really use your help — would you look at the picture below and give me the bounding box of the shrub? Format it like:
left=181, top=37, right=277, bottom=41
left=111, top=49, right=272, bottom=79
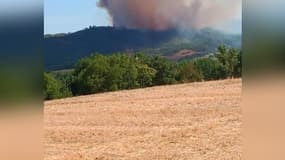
left=44, top=73, right=64, bottom=100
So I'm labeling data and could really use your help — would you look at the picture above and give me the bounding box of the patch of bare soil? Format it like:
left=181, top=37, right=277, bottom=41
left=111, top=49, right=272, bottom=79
left=44, top=79, right=242, bottom=160
left=164, top=49, right=199, bottom=60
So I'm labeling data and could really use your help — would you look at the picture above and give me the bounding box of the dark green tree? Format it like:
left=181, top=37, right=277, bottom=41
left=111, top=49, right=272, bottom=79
left=148, top=56, right=178, bottom=85
left=233, top=51, right=242, bottom=77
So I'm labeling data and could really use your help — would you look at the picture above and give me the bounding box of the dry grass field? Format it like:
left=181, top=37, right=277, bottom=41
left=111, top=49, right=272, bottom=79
left=44, top=79, right=242, bottom=160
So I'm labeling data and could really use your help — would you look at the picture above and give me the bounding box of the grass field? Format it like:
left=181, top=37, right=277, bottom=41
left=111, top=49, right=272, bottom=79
left=44, top=79, right=242, bottom=160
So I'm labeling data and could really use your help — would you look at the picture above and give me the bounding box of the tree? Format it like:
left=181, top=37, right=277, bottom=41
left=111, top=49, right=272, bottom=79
left=136, top=63, right=157, bottom=87
left=52, top=71, right=73, bottom=97
left=134, top=53, right=178, bottom=85
left=177, top=62, right=203, bottom=82
left=72, top=54, right=141, bottom=94
left=193, top=57, right=227, bottom=80
left=233, top=51, right=242, bottom=77
left=148, top=56, right=178, bottom=85
left=215, top=45, right=241, bottom=78
left=107, top=54, right=139, bottom=90
left=44, top=73, right=63, bottom=100
left=72, top=54, right=110, bottom=95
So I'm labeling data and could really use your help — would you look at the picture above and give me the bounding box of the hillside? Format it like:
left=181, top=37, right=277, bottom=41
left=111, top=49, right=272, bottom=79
left=44, top=79, right=242, bottom=160
left=44, top=27, right=241, bottom=70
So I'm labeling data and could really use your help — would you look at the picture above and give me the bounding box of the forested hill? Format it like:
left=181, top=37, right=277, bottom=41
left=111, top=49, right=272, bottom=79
left=44, top=26, right=241, bottom=70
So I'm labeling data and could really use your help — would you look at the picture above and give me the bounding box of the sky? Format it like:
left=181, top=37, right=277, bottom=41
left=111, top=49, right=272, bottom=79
left=44, top=0, right=110, bottom=34
left=44, top=0, right=241, bottom=34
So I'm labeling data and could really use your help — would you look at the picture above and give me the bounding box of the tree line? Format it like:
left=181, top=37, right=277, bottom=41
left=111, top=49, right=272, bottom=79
left=44, top=45, right=241, bottom=100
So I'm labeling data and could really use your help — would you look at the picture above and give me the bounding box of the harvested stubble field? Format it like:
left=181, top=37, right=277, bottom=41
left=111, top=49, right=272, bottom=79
left=44, top=79, right=242, bottom=160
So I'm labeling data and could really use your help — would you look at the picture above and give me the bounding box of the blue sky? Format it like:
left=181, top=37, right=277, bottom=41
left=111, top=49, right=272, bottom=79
left=44, top=0, right=110, bottom=34
left=44, top=0, right=241, bottom=34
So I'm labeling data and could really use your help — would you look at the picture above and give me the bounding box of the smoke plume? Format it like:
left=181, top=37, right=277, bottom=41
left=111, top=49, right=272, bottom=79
left=98, top=0, right=241, bottom=31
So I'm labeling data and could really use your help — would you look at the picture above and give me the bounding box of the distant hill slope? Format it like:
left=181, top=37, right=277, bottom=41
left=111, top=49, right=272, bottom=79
left=44, top=27, right=241, bottom=70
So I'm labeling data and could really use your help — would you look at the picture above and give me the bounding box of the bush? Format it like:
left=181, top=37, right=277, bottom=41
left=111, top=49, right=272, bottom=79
left=193, top=57, right=227, bottom=80
left=215, top=45, right=241, bottom=78
left=177, top=62, right=203, bottom=82
left=44, top=46, right=242, bottom=100
left=72, top=54, right=110, bottom=95
left=52, top=71, right=73, bottom=97
left=136, top=63, right=157, bottom=87
left=44, top=73, right=67, bottom=100
left=145, top=56, right=178, bottom=85
left=72, top=54, right=157, bottom=95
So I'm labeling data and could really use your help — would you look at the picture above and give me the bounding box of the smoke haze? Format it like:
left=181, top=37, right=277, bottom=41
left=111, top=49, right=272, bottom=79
left=98, top=0, right=241, bottom=31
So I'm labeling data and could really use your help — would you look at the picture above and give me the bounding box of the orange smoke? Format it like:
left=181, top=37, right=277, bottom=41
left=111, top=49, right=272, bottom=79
left=98, top=0, right=241, bottom=30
